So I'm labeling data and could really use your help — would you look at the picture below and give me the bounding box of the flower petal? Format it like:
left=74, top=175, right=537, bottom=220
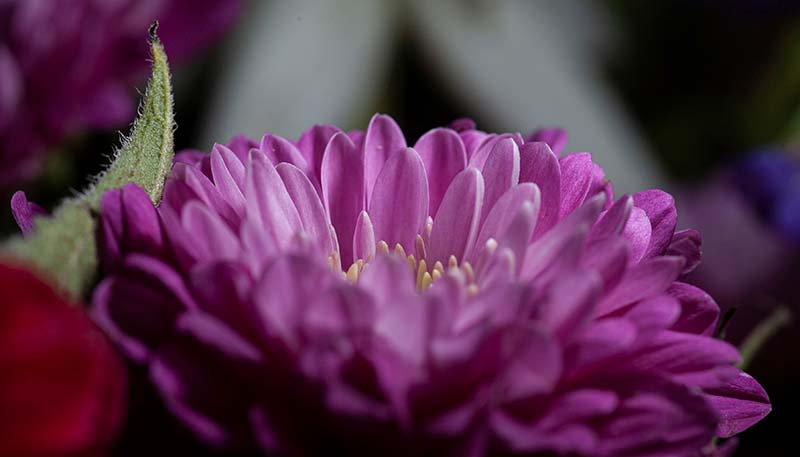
left=260, top=133, right=309, bottom=174
left=429, top=168, right=485, bottom=264
left=479, top=138, right=520, bottom=228
left=353, top=211, right=376, bottom=263
left=414, top=128, right=467, bottom=216
left=276, top=163, right=333, bottom=255
left=245, top=151, right=303, bottom=250
left=633, top=190, right=677, bottom=259
left=519, top=142, right=561, bottom=240
left=704, top=371, right=771, bottom=438
left=369, top=148, right=429, bottom=252
left=364, top=114, right=407, bottom=200
left=526, top=127, right=568, bottom=155
left=321, top=133, right=365, bottom=267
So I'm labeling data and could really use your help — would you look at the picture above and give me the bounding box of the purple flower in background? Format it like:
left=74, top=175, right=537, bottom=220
left=678, top=149, right=800, bottom=306
left=90, top=115, right=769, bottom=456
left=734, top=149, right=800, bottom=244
left=0, top=0, right=240, bottom=187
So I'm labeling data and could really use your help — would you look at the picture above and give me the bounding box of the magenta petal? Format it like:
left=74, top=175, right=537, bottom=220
left=10, top=190, right=45, bottom=236
left=414, top=128, right=468, bottom=216
left=468, top=133, right=522, bottom=170
left=276, top=163, right=333, bottom=255
left=353, top=211, right=376, bottom=262
left=99, top=183, right=163, bottom=272
left=538, top=271, right=601, bottom=343
left=668, top=282, right=720, bottom=337
left=460, top=130, right=489, bottom=159
left=245, top=151, right=303, bottom=250
left=581, top=236, right=629, bottom=292
left=369, top=148, right=429, bottom=252
left=359, top=254, right=416, bottom=305
left=633, top=189, right=678, bottom=258
left=591, top=195, right=633, bottom=240
left=260, top=133, right=310, bottom=174
left=526, top=127, right=568, bottom=155
left=519, top=142, right=561, bottom=240
left=667, top=229, right=702, bottom=275
left=429, top=168, right=485, bottom=264
left=210, top=144, right=246, bottom=217
left=364, top=114, right=407, bottom=200
left=321, top=133, right=365, bottom=267
left=252, top=254, right=335, bottom=347
left=558, top=153, right=595, bottom=218
left=296, top=124, right=341, bottom=184
left=598, top=256, right=684, bottom=315
left=705, top=371, right=771, bottom=438
left=621, top=294, right=682, bottom=336
left=225, top=134, right=259, bottom=163
left=181, top=202, right=240, bottom=262
left=623, top=206, right=652, bottom=264
left=474, top=183, right=541, bottom=262
left=479, top=138, right=520, bottom=228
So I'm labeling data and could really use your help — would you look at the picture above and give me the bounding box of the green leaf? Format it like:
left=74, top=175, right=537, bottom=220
left=83, top=24, right=175, bottom=208
left=1, top=24, right=174, bottom=300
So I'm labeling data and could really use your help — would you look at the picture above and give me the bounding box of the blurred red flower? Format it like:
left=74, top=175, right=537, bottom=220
left=0, top=261, right=126, bottom=457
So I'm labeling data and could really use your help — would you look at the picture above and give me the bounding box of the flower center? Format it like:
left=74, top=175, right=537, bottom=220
left=332, top=236, right=479, bottom=294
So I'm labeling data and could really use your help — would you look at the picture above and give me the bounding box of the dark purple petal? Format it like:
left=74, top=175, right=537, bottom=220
left=10, top=190, right=46, bottom=236
left=704, top=371, right=771, bottom=438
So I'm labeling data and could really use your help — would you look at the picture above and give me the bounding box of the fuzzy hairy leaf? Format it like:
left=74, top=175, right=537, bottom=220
left=2, top=27, right=174, bottom=300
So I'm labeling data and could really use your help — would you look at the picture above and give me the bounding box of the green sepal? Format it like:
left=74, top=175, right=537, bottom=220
left=1, top=24, right=174, bottom=300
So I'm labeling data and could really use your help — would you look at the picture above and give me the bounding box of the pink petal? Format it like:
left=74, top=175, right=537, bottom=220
left=623, top=206, right=652, bottom=264
left=598, top=256, right=684, bottom=315
left=519, top=142, right=561, bottom=240
left=260, top=134, right=309, bottom=173
left=538, top=271, right=602, bottom=343
left=428, top=168, right=485, bottom=264
left=209, top=144, right=246, bottom=217
left=414, top=128, right=467, bottom=216
left=181, top=201, right=241, bottom=262
left=668, top=282, right=720, bottom=337
left=667, top=229, right=702, bottom=275
left=581, top=236, right=629, bottom=292
left=633, top=189, right=677, bottom=258
left=468, top=133, right=523, bottom=170
left=321, top=133, right=365, bottom=267
left=353, top=211, right=376, bottom=262
left=368, top=148, right=429, bottom=252
left=474, top=183, right=541, bottom=263
left=276, top=163, right=333, bottom=255
left=479, top=138, right=520, bottom=228
left=10, top=190, right=46, bottom=236
left=591, top=195, right=633, bottom=240
left=705, top=371, right=771, bottom=438
left=245, top=150, right=303, bottom=250
left=558, top=153, right=595, bottom=218
left=296, top=124, right=341, bottom=184
left=364, top=114, right=407, bottom=201
left=526, top=127, right=568, bottom=155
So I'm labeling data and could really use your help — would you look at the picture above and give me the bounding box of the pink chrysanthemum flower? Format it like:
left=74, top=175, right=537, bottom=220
left=89, top=115, right=769, bottom=456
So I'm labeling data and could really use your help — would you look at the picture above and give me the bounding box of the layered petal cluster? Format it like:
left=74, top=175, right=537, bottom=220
left=0, top=0, right=240, bottom=186
left=92, top=115, right=769, bottom=456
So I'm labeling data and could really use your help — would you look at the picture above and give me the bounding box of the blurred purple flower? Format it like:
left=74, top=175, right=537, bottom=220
left=0, top=0, right=241, bottom=187
left=90, top=115, right=769, bottom=456
left=679, top=149, right=800, bottom=306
